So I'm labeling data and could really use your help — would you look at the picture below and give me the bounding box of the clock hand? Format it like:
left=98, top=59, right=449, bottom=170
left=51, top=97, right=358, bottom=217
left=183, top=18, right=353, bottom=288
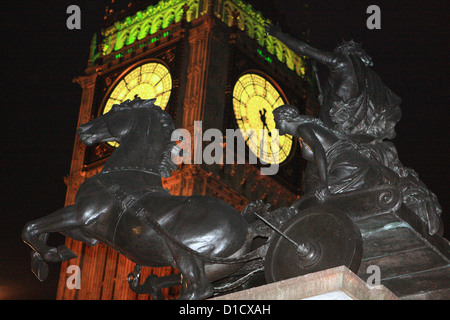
left=259, top=109, right=268, bottom=125
left=259, top=109, right=272, bottom=137
left=263, top=123, right=272, bottom=137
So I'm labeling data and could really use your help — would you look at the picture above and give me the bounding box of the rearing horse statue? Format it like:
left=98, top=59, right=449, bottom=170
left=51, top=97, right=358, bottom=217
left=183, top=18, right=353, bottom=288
left=22, top=97, right=254, bottom=300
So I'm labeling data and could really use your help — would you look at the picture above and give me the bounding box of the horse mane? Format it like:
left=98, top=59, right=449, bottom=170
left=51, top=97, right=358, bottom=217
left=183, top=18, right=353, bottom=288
left=155, top=106, right=178, bottom=177
left=111, top=97, right=157, bottom=111
left=113, top=97, right=178, bottom=177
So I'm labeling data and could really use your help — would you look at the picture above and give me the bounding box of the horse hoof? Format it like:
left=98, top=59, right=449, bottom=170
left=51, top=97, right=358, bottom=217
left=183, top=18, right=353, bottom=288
left=31, top=251, right=49, bottom=282
left=57, top=245, right=77, bottom=261
left=43, top=245, right=77, bottom=262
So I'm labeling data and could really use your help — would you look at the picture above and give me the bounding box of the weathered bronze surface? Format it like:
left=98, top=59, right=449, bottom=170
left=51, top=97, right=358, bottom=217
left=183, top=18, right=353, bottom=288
left=22, top=25, right=447, bottom=299
left=22, top=98, right=254, bottom=300
left=268, top=23, right=442, bottom=236
left=265, top=207, right=362, bottom=283
left=266, top=25, right=448, bottom=299
left=20, top=96, right=364, bottom=299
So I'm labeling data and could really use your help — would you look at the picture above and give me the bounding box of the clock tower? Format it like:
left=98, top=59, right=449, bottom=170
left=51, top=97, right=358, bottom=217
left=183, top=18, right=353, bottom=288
left=57, top=0, right=316, bottom=299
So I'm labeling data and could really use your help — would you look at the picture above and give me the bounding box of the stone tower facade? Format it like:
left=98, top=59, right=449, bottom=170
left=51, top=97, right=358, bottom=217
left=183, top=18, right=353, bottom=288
left=56, top=0, right=312, bottom=300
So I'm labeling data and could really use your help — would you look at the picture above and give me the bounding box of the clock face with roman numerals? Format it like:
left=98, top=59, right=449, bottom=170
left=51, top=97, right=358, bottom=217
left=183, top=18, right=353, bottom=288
left=232, top=73, right=293, bottom=164
left=102, top=62, right=172, bottom=147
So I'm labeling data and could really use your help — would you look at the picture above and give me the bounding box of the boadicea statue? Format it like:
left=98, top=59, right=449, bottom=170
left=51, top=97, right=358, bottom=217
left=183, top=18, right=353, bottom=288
left=22, top=97, right=366, bottom=299
left=22, top=28, right=442, bottom=300
left=267, top=24, right=442, bottom=236
left=266, top=25, right=402, bottom=141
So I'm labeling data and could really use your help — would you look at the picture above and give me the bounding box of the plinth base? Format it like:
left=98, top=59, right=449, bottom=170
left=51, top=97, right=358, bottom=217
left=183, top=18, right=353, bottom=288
left=212, top=266, right=398, bottom=300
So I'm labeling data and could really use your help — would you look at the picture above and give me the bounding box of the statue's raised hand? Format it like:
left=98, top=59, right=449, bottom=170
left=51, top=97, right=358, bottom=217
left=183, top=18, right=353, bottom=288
left=265, top=23, right=281, bottom=37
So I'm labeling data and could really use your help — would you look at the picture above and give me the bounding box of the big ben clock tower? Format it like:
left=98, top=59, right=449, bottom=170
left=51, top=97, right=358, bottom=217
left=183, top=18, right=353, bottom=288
left=57, top=0, right=316, bottom=300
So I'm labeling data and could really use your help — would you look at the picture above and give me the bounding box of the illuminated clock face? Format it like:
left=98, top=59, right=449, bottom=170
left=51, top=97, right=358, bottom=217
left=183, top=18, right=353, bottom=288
left=233, top=73, right=293, bottom=164
left=103, top=62, right=172, bottom=147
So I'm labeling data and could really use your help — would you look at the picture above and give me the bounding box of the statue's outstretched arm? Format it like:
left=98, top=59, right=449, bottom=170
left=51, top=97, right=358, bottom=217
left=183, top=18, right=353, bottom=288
left=266, top=24, right=338, bottom=68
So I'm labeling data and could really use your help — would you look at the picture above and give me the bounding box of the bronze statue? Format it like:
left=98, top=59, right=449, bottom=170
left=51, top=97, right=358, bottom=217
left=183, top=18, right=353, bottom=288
left=273, top=105, right=398, bottom=201
left=273, top=102, right=442, bottom=234
left=22, top=98, right=259, bottom=300
left=22, top=97, right=368, bottom=299
left=19, top=18, right=444, bottom=299
left=266, top=24, right=402, bottom=141
left=268, top=24, right=442, bottom=235
left=21, top=25, right=444, bottom=298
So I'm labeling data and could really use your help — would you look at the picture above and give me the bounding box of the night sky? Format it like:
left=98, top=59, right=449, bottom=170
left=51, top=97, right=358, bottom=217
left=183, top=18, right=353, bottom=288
left=1, top=0, right=448, bottom=300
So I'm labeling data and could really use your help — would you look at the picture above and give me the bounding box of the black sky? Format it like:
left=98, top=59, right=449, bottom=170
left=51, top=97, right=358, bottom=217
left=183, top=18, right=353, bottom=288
left=0, top=0, right=448, bottom=300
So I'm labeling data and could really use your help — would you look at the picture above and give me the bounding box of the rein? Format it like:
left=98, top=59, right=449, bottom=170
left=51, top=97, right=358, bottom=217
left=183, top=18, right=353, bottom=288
left=92, top=172, right=169, bottom=253
left=99, top=167, right=161, bottom=177
left=94, top=174, right=264, bottom=265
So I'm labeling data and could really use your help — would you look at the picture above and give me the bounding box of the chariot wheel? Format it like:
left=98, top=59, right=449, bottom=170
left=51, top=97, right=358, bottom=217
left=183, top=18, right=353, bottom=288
left=264, top=207, right=363, bottom=283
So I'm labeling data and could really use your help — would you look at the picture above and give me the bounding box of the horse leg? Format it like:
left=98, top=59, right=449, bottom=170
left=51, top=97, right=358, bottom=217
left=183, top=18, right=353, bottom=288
left=22, top=205, right=83, bottom=281
left=166, top=242, right=214, bottom=300
left=22, top=205, right=80, bottom=263
left=61, top=228, right=99, bottom=247
left=26, top=227, right=98, bottom=282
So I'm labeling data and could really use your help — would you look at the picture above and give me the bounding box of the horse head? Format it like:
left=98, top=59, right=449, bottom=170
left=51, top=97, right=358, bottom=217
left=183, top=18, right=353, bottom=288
left=77, top=98, right=146, bottom=146
left=78, top=97, right=179, bottom=177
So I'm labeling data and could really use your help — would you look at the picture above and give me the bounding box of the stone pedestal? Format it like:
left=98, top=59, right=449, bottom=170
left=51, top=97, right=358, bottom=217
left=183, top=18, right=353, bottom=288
left=212, top=266, right=398, bottom=300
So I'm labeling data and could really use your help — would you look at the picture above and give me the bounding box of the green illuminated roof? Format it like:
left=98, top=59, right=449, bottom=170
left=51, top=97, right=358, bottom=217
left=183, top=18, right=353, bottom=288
left=96, top=0, right=305, bottom=77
